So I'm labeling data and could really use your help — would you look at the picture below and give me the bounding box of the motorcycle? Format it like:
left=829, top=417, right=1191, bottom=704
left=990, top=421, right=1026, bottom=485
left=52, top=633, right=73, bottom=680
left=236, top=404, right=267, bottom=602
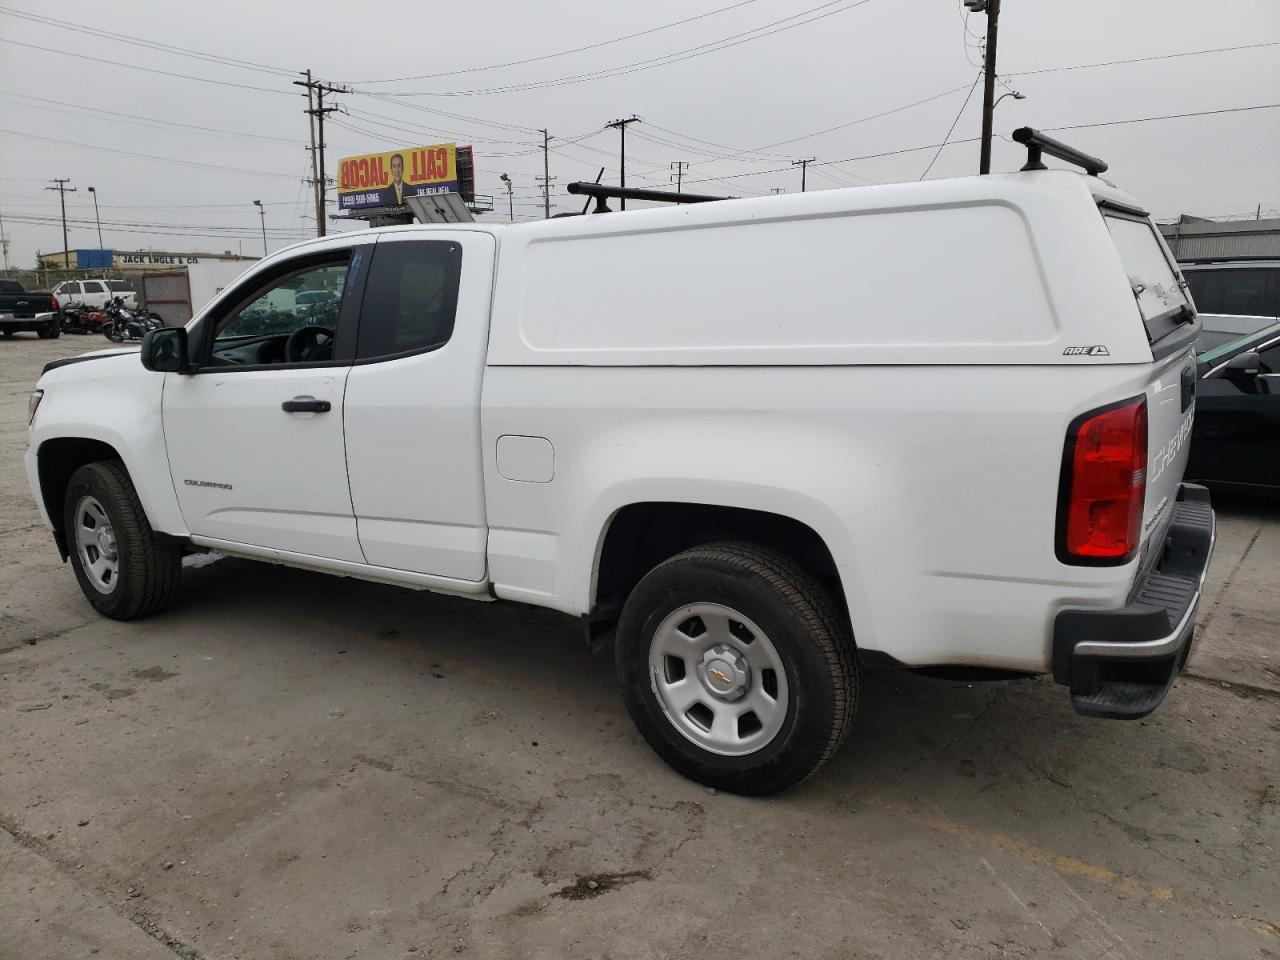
left=101, top=297, right=163, bottom=342
left=61, top=300, right=106, bottom=334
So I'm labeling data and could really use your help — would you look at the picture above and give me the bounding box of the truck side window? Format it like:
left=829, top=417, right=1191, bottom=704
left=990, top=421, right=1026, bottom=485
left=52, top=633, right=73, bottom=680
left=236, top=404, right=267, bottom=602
left=209, top=256, right=351, bottom=367
left=355, top=241, right=462, bottom=361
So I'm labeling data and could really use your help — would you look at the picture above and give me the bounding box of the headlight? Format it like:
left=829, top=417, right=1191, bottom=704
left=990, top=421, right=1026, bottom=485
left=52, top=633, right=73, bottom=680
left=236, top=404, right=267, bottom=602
left=28, top=389, right=43, bottom=425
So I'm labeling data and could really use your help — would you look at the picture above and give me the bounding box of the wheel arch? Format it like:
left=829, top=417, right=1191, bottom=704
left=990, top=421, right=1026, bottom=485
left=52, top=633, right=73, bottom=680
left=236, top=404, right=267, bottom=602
left=36, top=436, right=126, bottom=559
left=585, top=496, right=861, bottom=645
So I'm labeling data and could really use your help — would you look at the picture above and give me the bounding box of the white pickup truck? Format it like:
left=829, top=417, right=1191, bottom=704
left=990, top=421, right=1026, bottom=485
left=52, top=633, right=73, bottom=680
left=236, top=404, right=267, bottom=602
left=25, top=130, right=1215, bottom=794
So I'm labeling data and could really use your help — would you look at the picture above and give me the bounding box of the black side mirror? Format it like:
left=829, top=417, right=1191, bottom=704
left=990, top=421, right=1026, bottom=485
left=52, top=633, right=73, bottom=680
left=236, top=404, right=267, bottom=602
left=140, top=327, right=188, bottom=373
left=1224, top=351, right=1261, bottom=380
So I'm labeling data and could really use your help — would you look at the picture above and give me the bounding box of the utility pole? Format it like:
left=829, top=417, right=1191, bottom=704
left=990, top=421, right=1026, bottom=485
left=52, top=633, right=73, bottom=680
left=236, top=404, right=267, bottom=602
left=296, top=73, right=347, bottom=237
left=45, top=178, right=75, bottom=267
left=538, top=129, right=553, bottom=219
left=791, top=158, right=816, bottom=192
left=294, top=70, right=323, bottom=238
left=970, top=0, right=1002, bottom=175
left=670, top=161, right=688, bottom=195
left=604, top=116, right=641, bottom=210
left=0, top=208, right=10, bottom=271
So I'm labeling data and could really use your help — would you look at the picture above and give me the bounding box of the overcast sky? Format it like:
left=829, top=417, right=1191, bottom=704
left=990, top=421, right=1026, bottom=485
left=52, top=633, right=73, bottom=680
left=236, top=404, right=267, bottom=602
left=0, top=0, right=1277, bottom=266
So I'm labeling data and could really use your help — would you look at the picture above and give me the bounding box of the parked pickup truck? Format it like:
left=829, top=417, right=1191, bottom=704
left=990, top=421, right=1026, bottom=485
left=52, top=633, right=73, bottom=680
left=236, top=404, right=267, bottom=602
left=25, top=130, right=1215, bottom=794
left=1, top=279, right=60, bottom=339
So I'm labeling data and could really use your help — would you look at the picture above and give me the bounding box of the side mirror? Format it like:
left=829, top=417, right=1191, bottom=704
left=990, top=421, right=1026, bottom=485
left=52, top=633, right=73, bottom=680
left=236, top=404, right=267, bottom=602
left=1224, top=351, right=1261, bottom=380
left=140, top=327, right=188, bottom=373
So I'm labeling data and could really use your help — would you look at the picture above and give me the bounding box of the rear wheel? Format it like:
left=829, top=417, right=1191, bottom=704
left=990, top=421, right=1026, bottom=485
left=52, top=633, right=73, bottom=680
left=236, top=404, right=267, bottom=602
left=1, top=329, right=13, bottom=338
left=36, top=320, right=60, bottom=339
left=64, top=461, right=181, bottom=620
left=616, top=542, right=858, bottom=795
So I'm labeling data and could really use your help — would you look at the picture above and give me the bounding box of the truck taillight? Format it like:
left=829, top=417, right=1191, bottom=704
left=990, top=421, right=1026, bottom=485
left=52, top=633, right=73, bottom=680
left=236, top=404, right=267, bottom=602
left=1057, top=396, right=1147, bottom=565
left=50, top=296, right=58, bottom=312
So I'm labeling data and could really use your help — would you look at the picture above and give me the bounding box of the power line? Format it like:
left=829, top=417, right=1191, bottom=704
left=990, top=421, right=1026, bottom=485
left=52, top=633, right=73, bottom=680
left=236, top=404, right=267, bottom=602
left=919, top=71, right=983, bottom=180
left=643, top=122, right=787, bottom=161
left=0, top=91, right=298, bottom=144
left=1006, top=40, right=1280, bottom=77
left=0, top=129, right=304, bottom=179
left=353, top=91, right=539, bottom=135
left=10, top=213, right=302, bottom=235
left=1044, top=102, right=1280, bottom=133
left=342, top=0, right=768, bottom=83
left=374, top=0, right=876, bottom=97
left=676, top=100, right=1280, bottom=189
left=0, top=36, right=292, bottom=95
left=0, top=5, right=296, bottom=77
left=5, top=214, right=306, bottom=243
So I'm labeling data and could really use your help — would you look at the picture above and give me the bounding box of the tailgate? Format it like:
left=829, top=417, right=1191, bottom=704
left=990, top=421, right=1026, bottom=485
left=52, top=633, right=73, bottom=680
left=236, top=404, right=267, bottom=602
left=1141, top=346, right=1197, bottom=546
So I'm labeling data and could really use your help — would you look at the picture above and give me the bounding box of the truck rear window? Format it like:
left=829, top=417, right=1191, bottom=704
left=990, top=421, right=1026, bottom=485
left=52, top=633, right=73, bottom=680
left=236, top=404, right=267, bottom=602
left=1103, top=212, right=1190, bottom=341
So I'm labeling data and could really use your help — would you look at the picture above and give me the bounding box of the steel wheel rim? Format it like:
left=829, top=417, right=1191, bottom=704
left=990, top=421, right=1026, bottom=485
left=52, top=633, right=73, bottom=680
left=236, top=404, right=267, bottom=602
left=648, top=602, right=790, bottom=757
left=73, top=495, right=119, bottom=594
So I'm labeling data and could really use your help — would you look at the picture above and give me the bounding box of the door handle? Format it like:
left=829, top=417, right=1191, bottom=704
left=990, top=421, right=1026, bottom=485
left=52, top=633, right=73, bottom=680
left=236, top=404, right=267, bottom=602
left=281, top=396, right=331, bottom=413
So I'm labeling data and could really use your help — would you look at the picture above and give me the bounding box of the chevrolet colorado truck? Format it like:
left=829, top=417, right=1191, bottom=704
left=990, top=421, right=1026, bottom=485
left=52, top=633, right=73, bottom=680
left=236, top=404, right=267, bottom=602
left=1, top=279, right=60, bottom=338
left=25, top=130, right=1215, bottom=794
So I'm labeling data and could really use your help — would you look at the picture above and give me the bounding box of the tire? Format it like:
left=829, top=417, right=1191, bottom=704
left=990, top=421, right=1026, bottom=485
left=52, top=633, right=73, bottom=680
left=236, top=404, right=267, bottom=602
left=1, top=329, right=13, bottom=338
left=104, top=323, right=124, bottom=343
left=64, top=461, right=181, bottom=620
left=36, top=320, right=59, bottom=339
left=615, top=542, right=858, bottom=795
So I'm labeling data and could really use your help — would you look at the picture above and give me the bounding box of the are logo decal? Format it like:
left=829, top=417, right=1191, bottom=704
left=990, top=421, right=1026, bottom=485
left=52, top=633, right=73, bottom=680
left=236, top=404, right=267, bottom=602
left=1063, top=345, right=1111, bottom=357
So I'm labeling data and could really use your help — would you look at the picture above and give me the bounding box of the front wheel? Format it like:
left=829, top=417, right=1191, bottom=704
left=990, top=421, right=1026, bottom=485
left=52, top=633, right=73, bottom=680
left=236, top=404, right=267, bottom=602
left=104, top=322, right=124, bottom=342
left=64, top=461, right=182, bottom=620
left=616, top=542, right=859, bottom=795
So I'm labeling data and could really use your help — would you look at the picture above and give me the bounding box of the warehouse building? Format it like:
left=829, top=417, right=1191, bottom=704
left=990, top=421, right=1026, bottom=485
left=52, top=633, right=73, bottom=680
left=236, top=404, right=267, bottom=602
left=1158, top=216, right=1280, bottom=261
left=35, top=248, right=259, bottom=324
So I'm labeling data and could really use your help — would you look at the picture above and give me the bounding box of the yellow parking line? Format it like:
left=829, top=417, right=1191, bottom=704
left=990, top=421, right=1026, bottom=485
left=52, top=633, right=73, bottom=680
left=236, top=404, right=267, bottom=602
left=884, top=801, right=1175, bottom=903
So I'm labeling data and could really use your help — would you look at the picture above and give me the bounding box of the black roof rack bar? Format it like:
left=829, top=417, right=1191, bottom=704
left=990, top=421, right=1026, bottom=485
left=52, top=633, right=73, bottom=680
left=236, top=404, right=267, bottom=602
left=1012, top=127, right=1108, bottom=176
left=566, top=181, right=729, bottom=213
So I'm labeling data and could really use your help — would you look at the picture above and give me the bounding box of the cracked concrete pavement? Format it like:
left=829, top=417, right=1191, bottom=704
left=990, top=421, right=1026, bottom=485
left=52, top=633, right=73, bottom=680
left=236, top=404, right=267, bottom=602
left=2, top=335, right=1277, bottom=959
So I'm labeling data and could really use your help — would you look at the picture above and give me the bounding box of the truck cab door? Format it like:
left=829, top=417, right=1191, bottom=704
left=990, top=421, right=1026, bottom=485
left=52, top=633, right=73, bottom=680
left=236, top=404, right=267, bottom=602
left=162, top=242, right=370, bottom=562
left=343, top=232, right=493, bottom=581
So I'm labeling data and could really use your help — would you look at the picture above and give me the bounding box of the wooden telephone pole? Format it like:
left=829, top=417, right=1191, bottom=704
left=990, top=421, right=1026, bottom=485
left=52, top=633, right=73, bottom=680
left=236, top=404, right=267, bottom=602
left=605, top=116, right=641, bottom=210
left=975, top=0, right=1002, bottom=175
left=295, top=72, right=348, bottom=237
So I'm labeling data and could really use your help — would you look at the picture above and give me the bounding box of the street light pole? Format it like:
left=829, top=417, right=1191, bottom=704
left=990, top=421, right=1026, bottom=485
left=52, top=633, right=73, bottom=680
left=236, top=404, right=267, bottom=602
left=87, top=186, right=103, bottom=248
left=252, top=200, right=267, bottom=257
left=500, top=174, right=513, bottom=222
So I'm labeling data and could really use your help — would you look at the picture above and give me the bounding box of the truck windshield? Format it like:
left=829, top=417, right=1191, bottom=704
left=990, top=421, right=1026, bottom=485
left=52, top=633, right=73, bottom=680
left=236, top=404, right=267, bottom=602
left=1103, top=212, right=1191, bottom=341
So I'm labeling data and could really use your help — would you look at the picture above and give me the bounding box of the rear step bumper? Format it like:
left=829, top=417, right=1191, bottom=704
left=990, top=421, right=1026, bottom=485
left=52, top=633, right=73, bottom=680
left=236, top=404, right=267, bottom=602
left=1052, top=483, right=1216, bottom=719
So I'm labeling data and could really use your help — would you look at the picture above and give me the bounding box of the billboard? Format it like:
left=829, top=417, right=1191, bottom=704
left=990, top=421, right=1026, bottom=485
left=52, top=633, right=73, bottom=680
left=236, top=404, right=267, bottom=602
left=338, top=144, right=460, bottom=211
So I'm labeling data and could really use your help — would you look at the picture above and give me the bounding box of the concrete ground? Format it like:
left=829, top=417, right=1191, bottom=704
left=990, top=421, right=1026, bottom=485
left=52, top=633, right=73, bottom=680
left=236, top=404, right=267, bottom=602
left=2, top=332, right=1277, bottom=960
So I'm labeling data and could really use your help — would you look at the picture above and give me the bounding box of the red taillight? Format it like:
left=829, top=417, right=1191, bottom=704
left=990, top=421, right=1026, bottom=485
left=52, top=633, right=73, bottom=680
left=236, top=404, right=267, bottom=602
left=1058, top=397, right=1147, bottom=564
left=50, top=296, right=58, bottom=312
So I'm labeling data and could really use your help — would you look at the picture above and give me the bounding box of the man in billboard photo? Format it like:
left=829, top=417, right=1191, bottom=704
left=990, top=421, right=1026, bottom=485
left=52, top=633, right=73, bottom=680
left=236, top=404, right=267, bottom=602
left=380, top=153, right=411, bottom=206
